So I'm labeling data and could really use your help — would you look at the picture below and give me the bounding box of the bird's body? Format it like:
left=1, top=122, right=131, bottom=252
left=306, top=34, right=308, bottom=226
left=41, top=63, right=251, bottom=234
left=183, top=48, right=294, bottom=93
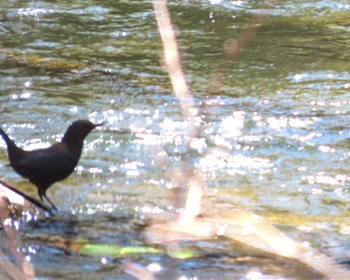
left=0, top=120, right=101, bottom=210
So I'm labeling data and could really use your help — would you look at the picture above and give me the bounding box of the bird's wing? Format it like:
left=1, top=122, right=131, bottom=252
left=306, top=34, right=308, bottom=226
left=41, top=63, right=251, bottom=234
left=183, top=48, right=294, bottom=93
left=13, top=150, right=77, bottom=173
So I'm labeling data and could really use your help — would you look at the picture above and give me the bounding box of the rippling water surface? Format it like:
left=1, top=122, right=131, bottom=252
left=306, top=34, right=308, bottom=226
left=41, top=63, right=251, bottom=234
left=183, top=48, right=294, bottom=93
left=0, top=1, right=349, bottom=279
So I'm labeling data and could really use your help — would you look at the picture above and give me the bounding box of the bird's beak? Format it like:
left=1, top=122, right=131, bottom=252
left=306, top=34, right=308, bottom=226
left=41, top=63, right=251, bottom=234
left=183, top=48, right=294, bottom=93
left=93, top=122, right=104, bottom=128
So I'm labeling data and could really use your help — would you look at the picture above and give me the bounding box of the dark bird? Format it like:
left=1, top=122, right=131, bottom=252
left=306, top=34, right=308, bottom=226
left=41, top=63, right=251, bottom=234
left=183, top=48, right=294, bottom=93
left=0, top=120, right=102, bottom=210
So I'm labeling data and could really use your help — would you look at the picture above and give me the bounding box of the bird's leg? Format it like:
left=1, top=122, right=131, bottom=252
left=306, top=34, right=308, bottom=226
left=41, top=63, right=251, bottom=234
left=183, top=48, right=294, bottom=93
left=39, top=191, right=58, bottom=211
left=44, top=194, right=58, bottom=211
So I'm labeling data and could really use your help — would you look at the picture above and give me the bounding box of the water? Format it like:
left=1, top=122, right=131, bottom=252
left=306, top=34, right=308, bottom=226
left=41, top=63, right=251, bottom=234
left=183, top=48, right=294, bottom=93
left=0, top=1, right=349, bottom=279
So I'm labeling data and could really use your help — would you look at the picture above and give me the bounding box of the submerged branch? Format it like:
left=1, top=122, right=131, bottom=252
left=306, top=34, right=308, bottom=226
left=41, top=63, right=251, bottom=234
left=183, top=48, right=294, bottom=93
left=0, top=195, right=35, bottom=279
left=0, top=180, right=52, bottom=213
left=152, top=0, right=203, bottom=224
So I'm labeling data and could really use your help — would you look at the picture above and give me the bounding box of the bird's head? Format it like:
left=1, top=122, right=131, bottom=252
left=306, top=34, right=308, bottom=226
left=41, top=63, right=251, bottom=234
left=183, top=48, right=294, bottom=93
left=61, top=120, right=103, bottom=145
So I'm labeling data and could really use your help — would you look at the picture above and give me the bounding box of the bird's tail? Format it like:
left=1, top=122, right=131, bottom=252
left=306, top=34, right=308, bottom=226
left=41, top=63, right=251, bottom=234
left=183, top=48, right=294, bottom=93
left=0, top=128, right=16, bottom=149
left=0, top=128, right=25, bottom=161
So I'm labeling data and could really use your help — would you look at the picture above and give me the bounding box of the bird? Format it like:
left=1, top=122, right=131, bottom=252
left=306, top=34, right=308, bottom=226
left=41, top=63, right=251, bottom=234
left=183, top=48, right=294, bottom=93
left=0, top=120, right=102, bottom=210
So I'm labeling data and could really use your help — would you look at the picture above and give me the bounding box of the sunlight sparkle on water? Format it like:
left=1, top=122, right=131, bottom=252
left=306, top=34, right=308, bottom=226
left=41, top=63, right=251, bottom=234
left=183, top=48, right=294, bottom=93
left=88, top=167, right=103, bottom=174
left=232, top=1, right=243, bottom=6
left=245, top=271, right=263, bottom=280
left=75, top=203, right=115, bottom=215
left=298, top=225, right=314, bottom=233
left=18, top=8, right=52, bottom=18
left=219, top=111, right=245, bottom=138
left=69, top=106, right=78, bottom=113
left=125, top=107, right=150, bottom=115
left=240, top=135, right=261, bottom=143
left=147, top=263, right=161, bottom=273
left=189, top=137, right=207, bottom=153
left=267, top=117, right=287, bottom=131
left=76, top=165, right=84, bottom=174
left=213, top=134, right=232, bottom=149
left=200, top=152, right=273, bottom=176
left=109, top=165, right=118, bottom=173
left=245, top=271, right=287, bottom=280
left=210, top=0, right=224, bottom=4
left=334, top=187, right=346, bottom=197
left=179, top=276, right=198, bottom=280
left=289, top=117, right=314, bottom=129
left=11, top=92, right=32, bottom=100
left=134, top=131, right=163, bottom=146
left=205, top=97, right=225, bottom=106
left=294, top=73, right=303, bottom=81
left=137, top=205, right=163, bottom=214
left=126, top=169, right=139, bottom=176
left=3, top=218, right=12, bottom=226
left=304, top=173, right=348, bottom=186
left=24, top=141, right=50, bottom=151
left=292, top=131, right=322, bottom=142
left=28, top=246, right=37, bottom=254
left=23, top=211, right=37, bottom=222
left=312, top=188, right=323, bottom=195
left=216, top=223, right=228, bottom=236
left=123, top=161, right=143, bottom=177
left=318, top=145, right=335, bottom=153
